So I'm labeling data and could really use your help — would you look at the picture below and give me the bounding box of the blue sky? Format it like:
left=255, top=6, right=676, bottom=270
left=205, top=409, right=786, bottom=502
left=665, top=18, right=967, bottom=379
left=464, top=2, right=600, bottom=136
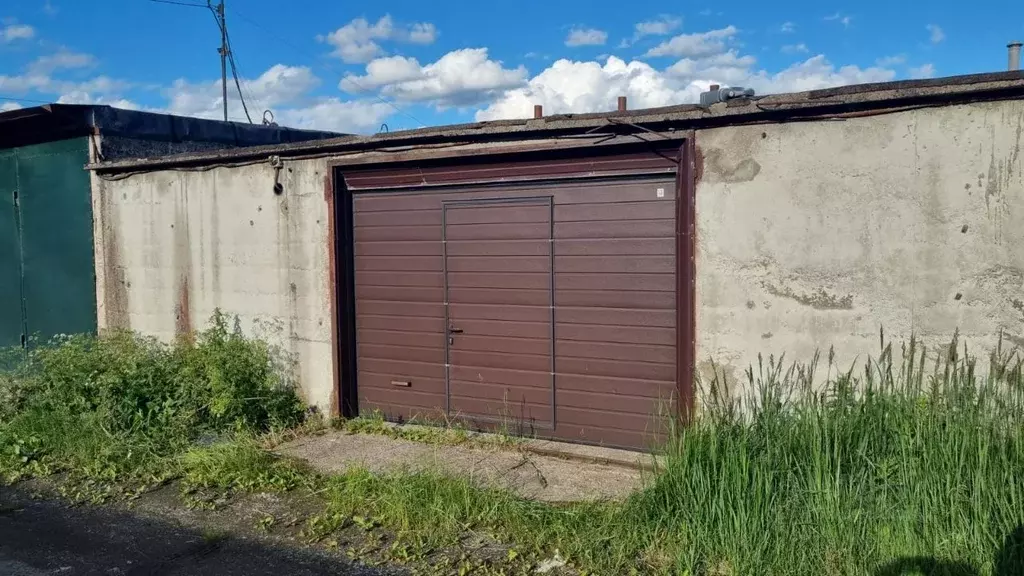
left=0, top=0, right=1020, bottom=133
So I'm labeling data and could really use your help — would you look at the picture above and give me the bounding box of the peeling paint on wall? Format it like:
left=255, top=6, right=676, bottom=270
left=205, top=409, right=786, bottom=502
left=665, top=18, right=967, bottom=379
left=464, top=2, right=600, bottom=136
left=701, top=148, right=762, bottom=183
left=695, top=99, right=1024, bottom=405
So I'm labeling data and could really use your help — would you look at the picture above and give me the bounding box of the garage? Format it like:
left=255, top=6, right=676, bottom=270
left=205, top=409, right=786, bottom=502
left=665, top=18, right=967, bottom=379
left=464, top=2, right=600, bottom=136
left=336, top=144, right=693, bottom=450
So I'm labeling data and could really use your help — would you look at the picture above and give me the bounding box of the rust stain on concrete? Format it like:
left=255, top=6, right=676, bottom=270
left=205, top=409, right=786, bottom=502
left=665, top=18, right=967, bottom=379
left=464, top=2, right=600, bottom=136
left=693, top=143, right=705, bottom=182
left=209, top=177, right=221, bottom=299
left=175, top=272, right=192, bottom=337
left=99, top=187, right=131, bottom=330
left=173, top=181, right=193, bottom=337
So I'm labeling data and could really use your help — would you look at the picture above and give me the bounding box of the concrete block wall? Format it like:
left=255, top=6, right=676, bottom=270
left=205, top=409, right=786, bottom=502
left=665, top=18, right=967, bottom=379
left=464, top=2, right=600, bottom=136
left=92, top=157, right=337, bottom=413
left=694, top=99, right=1024, bottom=401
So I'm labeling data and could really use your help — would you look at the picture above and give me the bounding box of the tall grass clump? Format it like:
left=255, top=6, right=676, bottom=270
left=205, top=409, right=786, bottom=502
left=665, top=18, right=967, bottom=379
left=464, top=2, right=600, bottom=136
left=617, top=331, right=1024, bottom=575
left=0, top=311, right=304, bottom=484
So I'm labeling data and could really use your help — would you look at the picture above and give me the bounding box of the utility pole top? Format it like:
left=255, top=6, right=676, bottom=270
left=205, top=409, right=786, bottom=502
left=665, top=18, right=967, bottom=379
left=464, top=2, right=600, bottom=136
left=217, top=0, right=228, bottom=122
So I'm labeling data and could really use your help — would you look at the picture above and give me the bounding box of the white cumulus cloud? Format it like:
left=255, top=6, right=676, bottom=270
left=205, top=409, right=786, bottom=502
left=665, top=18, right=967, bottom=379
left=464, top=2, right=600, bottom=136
left=781, top=43, right=808, bottom=54
left=645, top=26, right=738, bottom=58
left=909, top=63, right=937, bottom=79
left=476, top=34, right=897, bottom=122
left=29, top=50, right=96, bottom=74
left=0, top=101, right=22, bottom=112
left=634, top=16, right=682, bottom=38
left=341, top=48, right=527, bottom=108
left=1, top=23, right=34, bottom=42
left=164, top=64, right=320, bottom=119
left=160, top=63, right=394, bottom=132
left=780, top=21, right=795, bottom=33
left=876, top=54, right=907, bottom=67
left=320, top=15, right=438, bottom=64
left=273, top=99, right=394, bottom=133
left=477, top=56, right=696, bottom=120
left=927, top=24, right=945, bottom=44
left=825, top=13, right=852, bottom=27
left=565, top=27, right=608, bottom=47
left=55, top=91, right=139, bottom=110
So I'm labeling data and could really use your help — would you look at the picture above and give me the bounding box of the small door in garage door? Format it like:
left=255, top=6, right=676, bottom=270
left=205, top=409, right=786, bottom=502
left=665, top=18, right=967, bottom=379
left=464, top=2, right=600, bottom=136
left=443, top=197, right=554, bottom=430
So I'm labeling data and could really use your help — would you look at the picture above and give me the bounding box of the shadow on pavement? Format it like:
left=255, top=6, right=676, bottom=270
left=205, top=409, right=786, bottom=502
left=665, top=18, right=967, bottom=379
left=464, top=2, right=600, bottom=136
left=0, top=485, right=390, bottom=576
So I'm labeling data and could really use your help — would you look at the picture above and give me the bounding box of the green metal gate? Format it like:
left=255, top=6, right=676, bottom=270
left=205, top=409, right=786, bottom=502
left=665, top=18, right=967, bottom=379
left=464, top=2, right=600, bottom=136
left=0, top=138, right=97, bottom=348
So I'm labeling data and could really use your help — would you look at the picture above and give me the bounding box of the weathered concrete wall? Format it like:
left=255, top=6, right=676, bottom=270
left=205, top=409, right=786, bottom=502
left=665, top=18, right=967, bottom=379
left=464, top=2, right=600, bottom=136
left=92, top=157, right=336, bottom=413
left=695, top=99, right=1024, bottom=400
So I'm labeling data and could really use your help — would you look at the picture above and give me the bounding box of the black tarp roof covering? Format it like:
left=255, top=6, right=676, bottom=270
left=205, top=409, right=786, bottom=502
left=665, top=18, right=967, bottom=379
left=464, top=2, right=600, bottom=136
left=0, top=104, right=344, bottom=152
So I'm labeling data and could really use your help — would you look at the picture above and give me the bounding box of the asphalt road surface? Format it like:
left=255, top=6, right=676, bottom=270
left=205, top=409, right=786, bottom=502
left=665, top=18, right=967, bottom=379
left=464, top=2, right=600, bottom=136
left=0, top=487, right=390, bottom=576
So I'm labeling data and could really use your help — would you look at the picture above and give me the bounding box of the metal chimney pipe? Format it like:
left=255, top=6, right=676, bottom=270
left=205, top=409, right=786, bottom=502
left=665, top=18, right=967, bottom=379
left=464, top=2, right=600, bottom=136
left=617, top=96, right=627, bottom=112
left=533, top=104, right=543, bottom=119
left=1009, top=41, right=1022, bottom=71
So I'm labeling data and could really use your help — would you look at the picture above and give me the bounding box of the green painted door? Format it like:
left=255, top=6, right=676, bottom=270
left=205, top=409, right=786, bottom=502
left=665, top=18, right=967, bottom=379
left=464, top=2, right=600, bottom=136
left=0, top=151, right=25, bottom=348
left=15, top=138, right=97, bottom=344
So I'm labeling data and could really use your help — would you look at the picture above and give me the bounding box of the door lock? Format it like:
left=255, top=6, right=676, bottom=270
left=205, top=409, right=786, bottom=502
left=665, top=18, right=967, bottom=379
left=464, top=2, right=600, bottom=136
left=448, top=326, right=463, bottom=345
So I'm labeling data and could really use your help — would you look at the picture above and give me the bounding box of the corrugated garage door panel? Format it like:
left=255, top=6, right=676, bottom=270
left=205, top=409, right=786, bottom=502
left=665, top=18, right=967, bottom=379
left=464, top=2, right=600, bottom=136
left=353, top=191, right=445, bottom=419
left=445, top=199, right=554, bottom=429
left=351, top=177, right=678, bottom=449
left=550, top=182, right=676, bottom=447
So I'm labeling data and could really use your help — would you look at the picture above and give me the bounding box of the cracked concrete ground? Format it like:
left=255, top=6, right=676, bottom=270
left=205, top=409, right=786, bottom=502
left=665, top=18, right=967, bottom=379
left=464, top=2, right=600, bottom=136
left=277, top=430, right=657, bottom=502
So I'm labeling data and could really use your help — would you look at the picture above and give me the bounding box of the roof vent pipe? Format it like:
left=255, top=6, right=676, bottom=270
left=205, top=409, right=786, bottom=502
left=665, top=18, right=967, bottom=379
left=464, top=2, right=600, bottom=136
left=617, top=96, right=627, bottom=112
left=533, top=104, right=543, bottom=119
left=699, top=85, right=755, bottom=107
left=1009, top=41, right=1022, bottom=71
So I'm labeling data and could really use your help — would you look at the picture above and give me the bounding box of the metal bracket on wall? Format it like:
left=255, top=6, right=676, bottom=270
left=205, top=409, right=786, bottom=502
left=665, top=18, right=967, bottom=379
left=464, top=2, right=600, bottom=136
left=269, top=155, right=284, bottom=195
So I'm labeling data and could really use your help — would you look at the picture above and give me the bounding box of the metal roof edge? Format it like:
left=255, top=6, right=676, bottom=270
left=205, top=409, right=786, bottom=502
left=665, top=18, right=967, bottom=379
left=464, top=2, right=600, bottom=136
left=88, top=70, right=1024, bottom=173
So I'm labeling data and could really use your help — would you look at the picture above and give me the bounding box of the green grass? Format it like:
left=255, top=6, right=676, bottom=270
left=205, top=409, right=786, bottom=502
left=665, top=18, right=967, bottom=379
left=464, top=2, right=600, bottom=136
left=6, top=323, right=1024, bottom=575
left=308, top=332, right=1024, bottom=575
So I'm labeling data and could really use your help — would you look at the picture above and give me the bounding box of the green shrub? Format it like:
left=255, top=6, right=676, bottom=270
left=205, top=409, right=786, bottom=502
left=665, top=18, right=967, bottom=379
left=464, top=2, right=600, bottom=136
left=0, top=311, right=305, bottom=483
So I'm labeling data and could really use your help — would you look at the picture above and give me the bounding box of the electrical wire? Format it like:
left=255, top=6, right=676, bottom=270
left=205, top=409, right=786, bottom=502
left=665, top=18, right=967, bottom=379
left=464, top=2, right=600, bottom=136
left=0, top=95, right=51, bottom=105
left=223, top=26, right=256, bottom=123
left=226, top=38, right=263, bottom=116
left=225, top=5, right=428, bottom=128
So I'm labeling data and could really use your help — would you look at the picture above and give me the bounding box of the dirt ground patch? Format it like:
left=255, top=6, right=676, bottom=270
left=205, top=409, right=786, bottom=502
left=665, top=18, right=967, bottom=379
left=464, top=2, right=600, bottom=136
left=276, top=430, right=652, bottom=502
left=0, top=482, right=392, bottom=576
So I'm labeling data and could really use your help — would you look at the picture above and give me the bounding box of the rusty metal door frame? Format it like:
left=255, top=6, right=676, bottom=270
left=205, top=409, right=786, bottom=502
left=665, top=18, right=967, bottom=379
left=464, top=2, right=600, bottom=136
left=676, top=139, right=696, bottom=424
left=441, top=195, right=556, bottom=429
left=328, top=172, right=358, bottom=419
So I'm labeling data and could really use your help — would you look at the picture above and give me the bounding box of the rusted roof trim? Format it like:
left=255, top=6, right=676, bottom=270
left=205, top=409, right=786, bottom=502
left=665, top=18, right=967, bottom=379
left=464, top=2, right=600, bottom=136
left=89, top=70, right=1024, bottom=173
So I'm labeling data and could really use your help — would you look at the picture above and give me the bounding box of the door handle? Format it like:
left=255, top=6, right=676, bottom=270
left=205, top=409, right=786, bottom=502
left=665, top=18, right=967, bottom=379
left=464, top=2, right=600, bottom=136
left=448, top=327, right=463, bottom=334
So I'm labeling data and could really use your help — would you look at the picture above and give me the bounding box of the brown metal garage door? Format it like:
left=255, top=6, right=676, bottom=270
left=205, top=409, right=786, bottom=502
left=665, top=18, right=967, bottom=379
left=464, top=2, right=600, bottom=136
left=345, top=149, right=686, bottom=449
